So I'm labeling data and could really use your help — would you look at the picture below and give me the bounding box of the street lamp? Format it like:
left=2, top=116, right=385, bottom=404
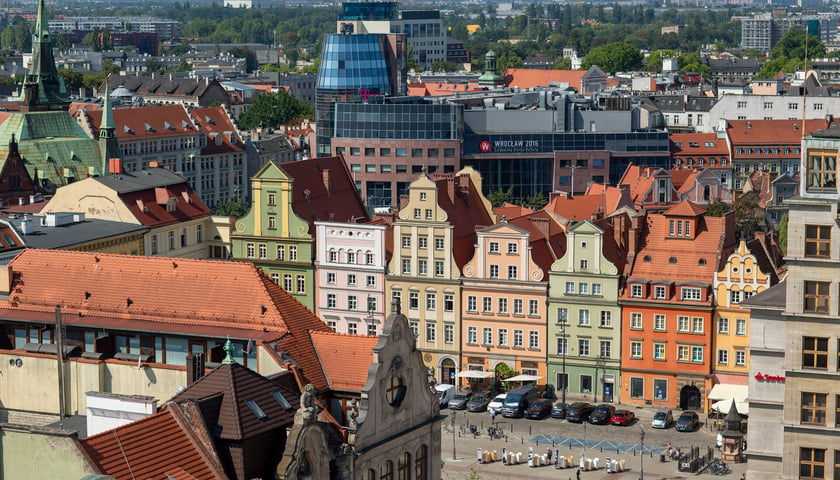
left=558, top=308, right=567, bottom=407
left=639, top=426, right=646, bottom=480
left=451, top=411, right=457, bottom=460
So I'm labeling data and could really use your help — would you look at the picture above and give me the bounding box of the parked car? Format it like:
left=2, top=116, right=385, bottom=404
left=501, top=385, right=540, bottom=418
left=551, top=401, right=567, bottom=419
left=651, top=409, right=673, bottom=429
left=525, top=399, right=553, bottom=419
left=487, top=394, right=506, bottom=415
left=448, top=391, right=472, bottom=410
left=565, top=402, right=593, bottom=423
left=466, top=394, right=491, bottom=412
left=588, top=404, right=616, bottom=425
left=610, top=409, right=635, bottom=426
left=675, top=411, right=700, bottom=432
left=434, top=384, right=455, bottom=408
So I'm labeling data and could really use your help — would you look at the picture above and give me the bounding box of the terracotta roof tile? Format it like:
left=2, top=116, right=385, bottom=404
left=669, top=133, right=728, bottom=156
left=189, top=107, right=246, bottom=156
left=507, top=210, right=566, bottom=272
left=310, top=331, right=378, bottom=391
left=664, top=199, right=707, bottom=217
left=726, top=119, right=834, bottom=144
left=78, top=408, right=225, bottom=480
left=493, top=202, right=533, bottom=220
left=432, top=172, right=495, bottom=268
left=87, top=105, right=196, bottom=141
left=503, top=68, right=586, bottom=89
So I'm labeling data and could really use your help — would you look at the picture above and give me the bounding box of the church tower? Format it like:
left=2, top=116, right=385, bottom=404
left=98, top=82, right=120, bottom=174
left=21, top=0, right=70, bottom=111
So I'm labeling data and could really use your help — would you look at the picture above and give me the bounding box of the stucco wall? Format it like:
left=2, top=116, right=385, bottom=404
left=0, top=427, right=94, bottom=480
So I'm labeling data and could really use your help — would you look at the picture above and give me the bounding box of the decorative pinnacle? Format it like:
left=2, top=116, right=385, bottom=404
left=222, top=336, right=235, bottom=364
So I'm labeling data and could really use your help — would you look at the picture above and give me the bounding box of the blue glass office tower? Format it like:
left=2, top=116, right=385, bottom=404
left=315, top=33, right=406, bottom=156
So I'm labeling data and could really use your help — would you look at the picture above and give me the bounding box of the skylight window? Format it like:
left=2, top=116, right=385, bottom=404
left=245, top=399, right=267, bottom=420
left=272, top=391, right=293, bottom=410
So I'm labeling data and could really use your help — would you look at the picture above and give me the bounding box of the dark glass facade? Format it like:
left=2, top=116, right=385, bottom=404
left=462, top=132, right=670, bottom=156
left=468, top=157, right=554, bottom=201
left=340, top=1, right=397, bottom=21
left=334, top=103, right=462, bottom=140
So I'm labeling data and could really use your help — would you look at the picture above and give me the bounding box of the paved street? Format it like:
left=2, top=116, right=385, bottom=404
left=439, top=404, right=748, bottom=480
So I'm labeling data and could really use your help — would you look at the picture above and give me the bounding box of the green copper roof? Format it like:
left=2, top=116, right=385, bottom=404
left=22, top=0, right=68, bottom=107
left=100, top=83, right=115, bottom=130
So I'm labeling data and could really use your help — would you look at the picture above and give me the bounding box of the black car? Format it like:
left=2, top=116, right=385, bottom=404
left=466, top=394, right=491, bottom=413
left=525, top=399, right=553, bottom=419
left=675, top=411, right=700, bottom=432
left=565, top=402, right=593, bottom=423
left=551, top=401, right=567, bottom=419
left=588, top=404, right=616, bottom=425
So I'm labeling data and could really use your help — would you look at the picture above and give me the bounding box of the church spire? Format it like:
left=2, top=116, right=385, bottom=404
left=98, top=81, right=120, bottom=175
left=21, top=0, right=69, bottom=111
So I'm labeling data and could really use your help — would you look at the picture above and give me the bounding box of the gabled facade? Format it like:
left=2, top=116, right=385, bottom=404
left=314, top=220, right=388, bottom=335
left=231, top=161, right=315, bottom=310
left=619, top=201, right=736, bottom=412
left=548, top=217, right=623, bottom=404
left=460, top=219, right=548, bottom=384
left=618, top=164, right=730, bottom=212
left=385, top=168, right=494, bottom=384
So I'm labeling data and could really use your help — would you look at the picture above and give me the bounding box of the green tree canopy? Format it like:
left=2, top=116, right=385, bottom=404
left=214, top=198, right=247, bottom=217
left=236, top=90, right=313, bottom=131
left=430, top=60, right=458, bottom=72
left=59, top=68, right=84, bottom=91
left=758, top=27, right=825, bottom=77
left=581, top=42, right=642, bottom=74
left=645, top=49, right=678, bottom=73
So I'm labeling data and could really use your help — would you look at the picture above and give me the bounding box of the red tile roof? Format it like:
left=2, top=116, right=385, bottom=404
left=503, top=68, right=586, bottom=89
left=86, top=105, right=197, bottom=141
left=507, top=210, right=566, bottom=272
left=188, top=107, right=246, bottom=156
left=493, top=202, right=533, bottom=220
left=310, top=331, right=378, bottom=391
left=78, top=406, right=227, bottom=480
left=432, top=172, right=496, bottom=268
left=669, top=133, right=729, bottom=156
left=664, top=199, right=707, bottom=217
left=726, top=119, right=833, bottom=145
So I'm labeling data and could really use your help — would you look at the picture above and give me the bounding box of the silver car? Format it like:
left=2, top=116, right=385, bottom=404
left=448, top=391, right=471, bottom=410
left=652, top=409, right=673, bottom=429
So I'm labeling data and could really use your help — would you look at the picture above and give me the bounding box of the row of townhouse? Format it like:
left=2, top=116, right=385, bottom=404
left=229, top=155, right=783, bottom=412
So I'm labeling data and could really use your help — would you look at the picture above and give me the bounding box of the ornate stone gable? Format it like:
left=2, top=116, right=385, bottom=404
left=550, top=219, right=617, bottom=276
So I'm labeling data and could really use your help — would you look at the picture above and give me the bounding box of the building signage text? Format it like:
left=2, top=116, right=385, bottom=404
left=754, top=372, right=785, bottom=382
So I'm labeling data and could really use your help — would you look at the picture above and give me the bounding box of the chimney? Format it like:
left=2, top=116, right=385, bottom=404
left=108, top=158, right=124, bottom=174
left=827, top=114, right=834, bottom=129
left=626, top=213, right=643, bottom=266
left=322, top=168, right=331, bottom=194
left=530, top=217, right=550, bottom=240
left=447, top=178, right=455, bottom=204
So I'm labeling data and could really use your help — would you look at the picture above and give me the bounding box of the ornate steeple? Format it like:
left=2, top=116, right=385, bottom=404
left=98, top=81, right=120, bottom=175
left=21, top=0, right=69, bottom=111
left=222, top=336, right=235, bottom=365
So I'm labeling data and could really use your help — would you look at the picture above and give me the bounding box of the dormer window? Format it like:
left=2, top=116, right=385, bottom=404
left=682, top=287, right=702, bottom=301
left=630, top=284, right=643, bottom=298
left=654, top=285, right=666, bottom=299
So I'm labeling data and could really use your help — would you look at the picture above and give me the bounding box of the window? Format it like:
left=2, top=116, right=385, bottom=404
left=653, top=379, right=667, bottom=400
left=417, top=237, right=427, bottom=250
left=507, top=243, right=518, bottom=254
left=578, top=309, right=590, bottom=325
left=467, top=326, right=477, bottom=344
left=804, top=281, right=830, bottom=313
left=578, top=283, right=588, bottom=295
left=737, top=101, right=747, bottom=108
left=489, top=241, right=499, bottom=253
left=579, top=259, right=588, bottom=270
left=800, top=447, right=825, bottom=480
left=806, top=226, right=831, bottom=257
left=425, top=209, right=432, bottom=219
left=196, top=224, right=203, bottom=243
left=592, top=283, right=602, bottom=296
left=283, top=274, right=292, bottom=291
left=631, top=285, right=643, bottom=298
left=654, top=343, right=666, bottom=360
left=444, top=294, right=453, bottom=312
left=566, top=282, right=575, bottom=294
left=348, top=322, right=358, bottom=335
left=529, top=331, right=539, bottom=349
left=513, top=330, right=523, bottom=348
left=482, top=327, right=492, bottom=345
left=735, top=350, right=746, bottom=366
left=599, top=340, right=611, bottom=358
left=151, top=234, right=158, bottom=254
left=402, top=236, right=411, bottom=248
left=280, top=246, right=288, bottom=260
left=467, top=296, right=477, bottom=312
left=678, top=345, right=690, bottom=361
left=489, top=265, right=499, bottom=279
left=507, top=265, right=517, bottom=280
left=418, top=260, right=427, bottom=275
left=556, top=337, right=567, bottom=355
left=366, top=275, right=376, bottom=287
left=482, top=296, right=492, bottom=313
left=801, top=393, right=827, bottom=425
left=735, top=318, right=746, bottom=336
left=692, top=346, right=703, bottom=362
left=803, top=337, right=829, bottom=369
left=435, top=261, right=444, bottom=276
left=267, top=216, right=276, bottom=230
left=678, top=316, right=689, bottom=332
left=347, top=274, right=357, bottom=286
left=409, top=292, right=419, bottom=310
left=426, top=293, right=436, bottom=310
left=789, top=102, right=799, bottom=110
left=513, top=299, right=523, bottom=315
left=402, top=259, right=411, bottom=274
left=289, top=246, right=297, bottom=261
left=246, top=243, right=255, bottom=259
left=807, top=150, right=837, bottom=190
left=763, top=101, right=773, bottom=109
left=631, top=342, right=642, bottom=358
left=815, top=103, right=824, bottom=111
left=499, top=328, right=508, bottom=346
left=444, top=324, right=453, bottom=344
left=413, top=208, right=421, bottom=219
left=692, top=317, right=704, bottom=333
left=410, top=322, right=419, bottom=338
left=599, top=311, right=611, bottom=327
left=267, top=193, right=276, bottom=205
left=327, top=294, right=336, bottom=308
left=654, top=286, right=666, bottom=299
left=366, top=253, right=374, bottom=265
left=348, top=295, right=358, bottom=310
left=718, top=317, right=729, bottom=334
left=654, top=314, right=666, bottom=331
left=718, top=349, right=729, bottom=365
left=631, top=313, right=642, bottom=329
left=578, top=339, right=590, bottom=356
left=682, top=287, right=701, bottom=301
left=435, top=238, right=444, bottom=250
left=630, top=377, right=644, bottom=398
left=730, top=290, right=741, bottom=304
left=529, top=299, right=539, bottom=316
left=426, top=323, right=436, bottom=342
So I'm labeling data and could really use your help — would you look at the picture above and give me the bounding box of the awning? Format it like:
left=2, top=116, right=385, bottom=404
left=708, top=384, right=748, bottom=402
left=712, top=398, right=749, bottom=415
left=503, top=374, right=543, bottom=382
left=455, top=370, right=494, bottom=379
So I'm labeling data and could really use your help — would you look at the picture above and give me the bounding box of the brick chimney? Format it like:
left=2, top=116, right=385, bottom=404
left=530, top=217, right=550, bottom=240
left=108, top=158, right=124, bottom=174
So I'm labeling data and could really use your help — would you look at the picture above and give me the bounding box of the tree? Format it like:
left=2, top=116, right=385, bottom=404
left=59, top=68, right=84, bottom=91
left=733, top=192, right=763, bottom=242
left=581, top=42, right=642, bottom=74
left=757, top=27, right=825, bottom=78
left=523, top=192, right=548, bottom=210
left=430, top=60, right=458, bottom=72
left=215, top=198, right=247, bottom=217
left=227, top=46, right=258, bottom=73
left=236, top=90, right=313, bottom=130
left=705, top=198, right=731, bottom=217
left=776, top=213, right=788, bottom=255
left=645, top=49, right=678, bottom=73
left=487, top=188, right=512, bottom=208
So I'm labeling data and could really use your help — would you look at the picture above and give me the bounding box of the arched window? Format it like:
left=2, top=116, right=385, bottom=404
left=397, top=452, right=411, bottom=480
left=367, top=469, right=376, bottom=480
left=380, top=460, right=393, bottom=480
left=415, top=445, right=428, bottom=480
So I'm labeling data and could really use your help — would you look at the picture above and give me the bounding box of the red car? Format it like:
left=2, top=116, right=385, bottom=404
left=610, top=409, right=635, bottom=426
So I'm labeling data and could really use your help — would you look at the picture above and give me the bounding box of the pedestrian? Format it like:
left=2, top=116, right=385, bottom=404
left=576, top=468, right=581, bottom=480
left=740, top=474, right=745, bottom=480
left=490, top=410, right=496, bottom=424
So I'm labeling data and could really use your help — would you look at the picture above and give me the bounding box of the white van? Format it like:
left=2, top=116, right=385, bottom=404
left=434, top=384, right=456, bottom=408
